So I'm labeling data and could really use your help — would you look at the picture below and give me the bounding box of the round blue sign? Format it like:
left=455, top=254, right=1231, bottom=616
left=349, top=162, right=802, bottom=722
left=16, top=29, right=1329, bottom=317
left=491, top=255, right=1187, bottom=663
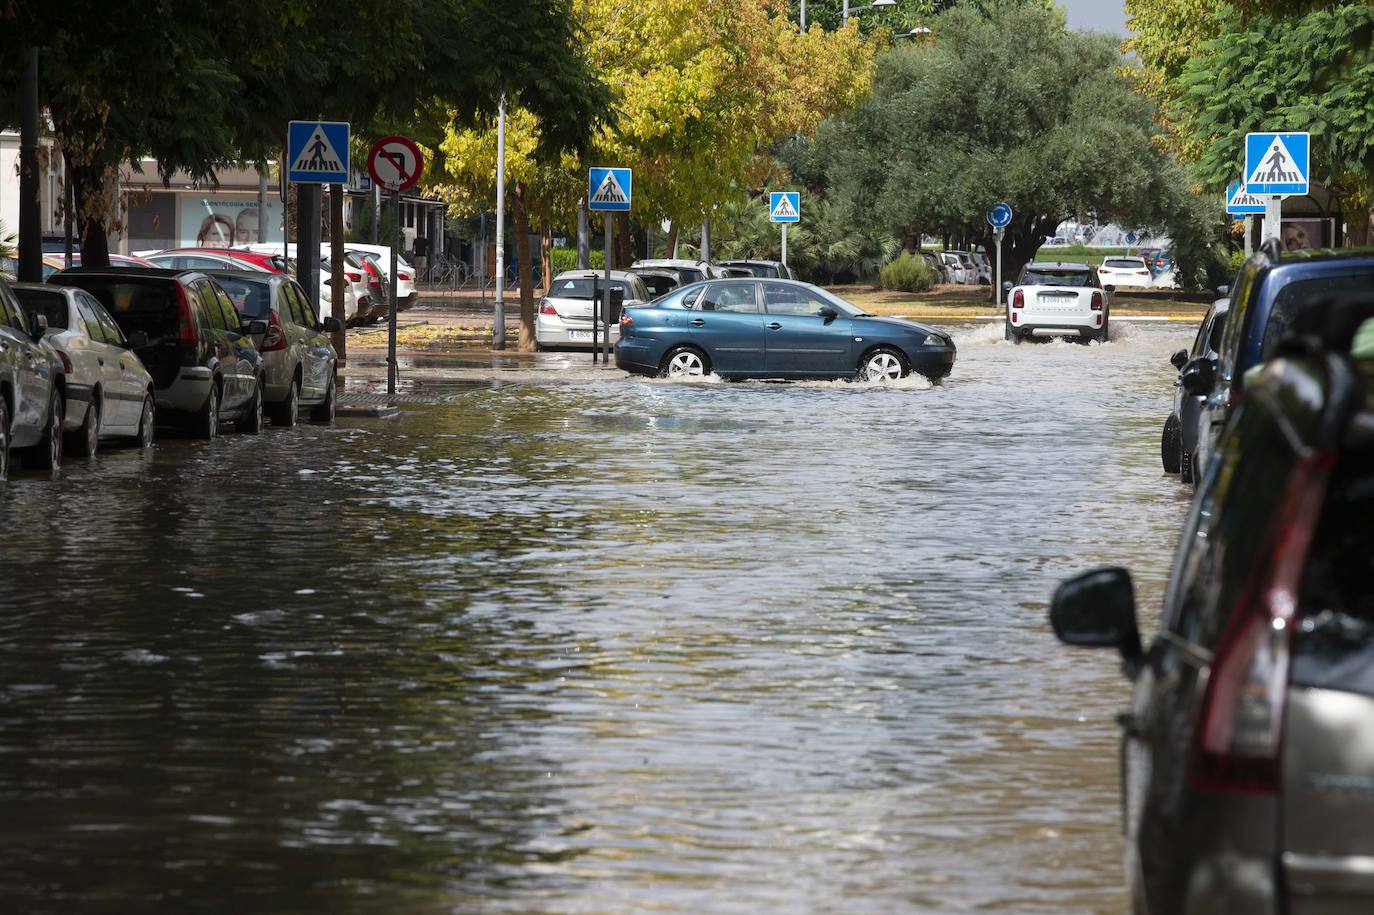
left=1125, top=232, right=1137, bottom=245
left=987, top=202, right=1013, bottom=229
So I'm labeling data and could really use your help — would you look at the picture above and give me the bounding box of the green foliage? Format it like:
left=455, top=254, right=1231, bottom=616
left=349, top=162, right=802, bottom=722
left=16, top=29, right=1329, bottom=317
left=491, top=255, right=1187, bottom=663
left=783, top=0, right=958, bottom=33
left=550, top=247, right=605, bottom=273
left=800, top=0, right=1208, bottom=283
left=877, top=251, right=937, bottom=291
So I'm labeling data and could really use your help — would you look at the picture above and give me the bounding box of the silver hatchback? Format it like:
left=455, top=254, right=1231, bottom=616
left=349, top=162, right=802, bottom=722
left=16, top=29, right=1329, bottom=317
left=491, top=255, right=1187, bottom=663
left=208, top=271, right=340, bottom=425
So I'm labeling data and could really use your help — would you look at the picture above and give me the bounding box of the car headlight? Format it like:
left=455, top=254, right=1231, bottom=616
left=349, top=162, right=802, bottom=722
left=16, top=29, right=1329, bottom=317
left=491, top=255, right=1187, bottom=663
left=922, top=333, right=948, bottom=347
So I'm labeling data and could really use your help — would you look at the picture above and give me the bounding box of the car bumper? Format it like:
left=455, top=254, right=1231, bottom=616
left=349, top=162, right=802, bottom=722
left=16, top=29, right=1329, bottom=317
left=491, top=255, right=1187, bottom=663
left=1010, top=310, right=1105, bottom=336
left=155, top=369, right=213, bottom=413
left=537, top=313, right=621, bottom=348
left=261, top=351, right=294, bottom=402
left=63, top=382, right=93, bottom=430
left=614, top=337, right=663, bottom=375
left=909, top=347, right=956, bottom=379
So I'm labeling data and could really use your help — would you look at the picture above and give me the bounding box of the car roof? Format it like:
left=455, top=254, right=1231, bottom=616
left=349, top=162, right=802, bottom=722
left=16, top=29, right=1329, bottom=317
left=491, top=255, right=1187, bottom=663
left=1029, top=262, right=1092, bottom=271
left=54, top=266, right=196, bottom=279
left=11, top=281, right=70, bottom=294
left=202, top=268, right=284, bottom=283
left=633, top=259, right=708, bottom=268
left=552, top=269, right=639, bottom=281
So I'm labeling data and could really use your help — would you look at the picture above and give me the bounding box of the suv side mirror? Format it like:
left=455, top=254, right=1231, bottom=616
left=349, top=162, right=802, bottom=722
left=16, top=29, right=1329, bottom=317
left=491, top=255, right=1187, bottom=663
left=125, top=331, right=149, bottom=349
left=1001, top=281, right=1013, bottom=292
left=1180, top=356, right=1217, bottom=396
left=1049, top=567, right=1143, bottom=672
left=1217, top=284, right=1230, bottom=296
left=1170, top=348, right=1188, bottom=370
left=243, top=319, right=268, bottom=336
left=1103, top=284, right=1116, bottom=293
left=817, top=305, right=838, bottom=319
left=30, top=313, right=49, bottom=338
left=321, top=316, right=342, bottom=333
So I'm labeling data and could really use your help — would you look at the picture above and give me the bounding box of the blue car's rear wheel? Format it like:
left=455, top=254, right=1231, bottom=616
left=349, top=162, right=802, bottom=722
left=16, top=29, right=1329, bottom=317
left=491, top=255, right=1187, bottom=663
left=660, top=346, right=710, bottom=378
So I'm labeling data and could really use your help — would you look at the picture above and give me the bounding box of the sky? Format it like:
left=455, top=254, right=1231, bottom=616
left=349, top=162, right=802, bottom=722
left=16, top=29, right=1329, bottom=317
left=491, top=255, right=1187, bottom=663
left=1058, top=0, right=1130, bottom=35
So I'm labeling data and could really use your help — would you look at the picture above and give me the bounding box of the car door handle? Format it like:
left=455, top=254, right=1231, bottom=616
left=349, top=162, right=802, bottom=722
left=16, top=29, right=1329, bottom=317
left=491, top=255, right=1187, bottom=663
left=689, top=318, right=705, bottom=327
left=98, top=358, right=105, bottom=367
left=767, top=322, right=782, bottom=330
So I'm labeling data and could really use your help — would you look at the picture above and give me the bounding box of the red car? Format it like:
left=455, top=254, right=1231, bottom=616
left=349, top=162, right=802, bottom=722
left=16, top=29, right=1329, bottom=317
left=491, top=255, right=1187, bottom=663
left=148, top=248, right=293, bottom=274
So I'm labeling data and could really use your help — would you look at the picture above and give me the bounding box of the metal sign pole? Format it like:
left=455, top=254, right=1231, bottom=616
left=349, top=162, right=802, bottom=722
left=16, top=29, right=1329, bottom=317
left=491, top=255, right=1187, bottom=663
left=603, top=216, right=613, bottom=366
left=995, top=227, right=1004, bottom=308
left=388, top=188, right=400, bottom=399
left=1263, top=196, right=1282, bottom=245
left=782, top=224, right=788, bottom=267
left=1243, top=216, right=1253, bottom=258
left=592, top=272, right=600, bottom=364
left=493, top=94, right=507, bottom=351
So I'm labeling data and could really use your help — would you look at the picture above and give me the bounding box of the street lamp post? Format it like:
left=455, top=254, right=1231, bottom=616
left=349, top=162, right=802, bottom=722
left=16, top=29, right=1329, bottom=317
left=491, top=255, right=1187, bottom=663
left=842, top=0, right=896, bottom=26
left=493, top=93, right=506, bottom=351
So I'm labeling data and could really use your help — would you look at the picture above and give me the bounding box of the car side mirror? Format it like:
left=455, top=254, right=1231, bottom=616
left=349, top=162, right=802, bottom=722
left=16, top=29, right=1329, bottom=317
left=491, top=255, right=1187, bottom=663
left=1170, top=348, right=1188, bottom=370
left=243, top=319, right=268, bottom=336
left=30, top=313, right=48, bottom=338
left=321, top=316, right=342, bottom=333
left=1001, top=281, right=1013, bottom=292
left=817, top=306, right=838, bottom=319
left=125, top=331, right=149, bottom=349
left=1049, top=567, right=1143, bottom=673
left=1217, top=284, right=1230, bottom=296
left=1180, top=356, right=1217, bottom=396
left=1103, top=284, right=1116, bottom=294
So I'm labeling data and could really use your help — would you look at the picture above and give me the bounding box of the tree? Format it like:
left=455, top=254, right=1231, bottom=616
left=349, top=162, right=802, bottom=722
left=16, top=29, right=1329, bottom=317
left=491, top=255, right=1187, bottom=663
left=782, top=0, right=958, bottom=33
left=0, top=0, right=610, bottom=265
left=1173, top=4, right=1374, bottom=243
left=804, top=0, right=1206, bottom=285
left=1123, top=0, right=1228, bottom=157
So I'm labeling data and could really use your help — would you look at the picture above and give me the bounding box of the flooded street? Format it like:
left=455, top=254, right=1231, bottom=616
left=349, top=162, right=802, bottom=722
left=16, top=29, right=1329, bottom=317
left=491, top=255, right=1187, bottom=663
left=0, top=322, right=1194, bottom=913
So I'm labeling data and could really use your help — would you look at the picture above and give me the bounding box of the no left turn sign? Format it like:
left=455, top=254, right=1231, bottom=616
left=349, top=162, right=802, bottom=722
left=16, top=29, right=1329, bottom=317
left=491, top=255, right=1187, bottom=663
left=368, top=136, right=424, bottom=193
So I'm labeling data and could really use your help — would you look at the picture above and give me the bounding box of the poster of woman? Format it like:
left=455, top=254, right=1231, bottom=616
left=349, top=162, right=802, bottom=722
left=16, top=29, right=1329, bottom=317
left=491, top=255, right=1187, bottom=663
left=180, top=196, right=282, bottom=248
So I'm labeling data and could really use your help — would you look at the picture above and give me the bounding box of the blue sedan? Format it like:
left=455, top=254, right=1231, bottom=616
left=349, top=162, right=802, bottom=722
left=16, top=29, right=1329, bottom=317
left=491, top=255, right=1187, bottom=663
left=614, top=278, right=956, bottom=382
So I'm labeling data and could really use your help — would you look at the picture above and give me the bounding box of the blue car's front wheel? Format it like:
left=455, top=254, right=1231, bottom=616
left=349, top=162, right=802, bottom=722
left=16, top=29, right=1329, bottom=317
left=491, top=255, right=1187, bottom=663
left=859, top=347, right=908, bottom=382
left=660, top=345, right=711, bottom=379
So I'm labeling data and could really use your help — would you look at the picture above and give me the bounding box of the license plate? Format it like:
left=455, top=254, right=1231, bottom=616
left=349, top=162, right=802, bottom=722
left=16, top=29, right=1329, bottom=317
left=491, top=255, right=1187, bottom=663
left=567, top=330, right=593, bottom=341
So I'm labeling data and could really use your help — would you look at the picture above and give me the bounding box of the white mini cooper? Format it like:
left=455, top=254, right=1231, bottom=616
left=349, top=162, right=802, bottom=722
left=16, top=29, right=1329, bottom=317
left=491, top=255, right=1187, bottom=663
left=1004, top=262, right=1109, bottom=344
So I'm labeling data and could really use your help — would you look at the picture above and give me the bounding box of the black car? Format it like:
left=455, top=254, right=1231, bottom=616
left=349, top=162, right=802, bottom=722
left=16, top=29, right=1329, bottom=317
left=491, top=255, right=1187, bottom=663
left=1051, top=294, right=1374, bottom=914
left=50, top=269, right=266, bottom=439
left=1181, top=243, right=1374, bottom=476
left=0, top=276, right=65, bottom=478
left=718, top=259, right=796, bottom=280
left=1161, top=296, right=1229, bottom=483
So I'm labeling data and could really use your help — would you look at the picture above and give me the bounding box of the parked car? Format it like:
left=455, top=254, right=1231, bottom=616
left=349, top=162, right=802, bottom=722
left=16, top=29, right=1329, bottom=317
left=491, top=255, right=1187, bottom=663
left=1180, top=244, right=1374, bottom=481
left=321, top=254, right=374, bottom=325
left=0, top=276, right=66, bottom=477
left=238, top=244, right=369, bottom=323
left=1004, top=262, right=1109, bottom=343
left=967, top=250, right=993, bottom=285
left=537, top=270, right=651, bottom=350
left=937, top=251, right=970, bottom=285
left=3, top=255, right=67, bottom=281
left=12, top=283, right=156, bottom=456
left=50, top=269, right=266, bottom=439
left=1160, top=297, right=1228, bottom=484
left=629, top=259, right=728, bottom=285
left=337, top=244, right=417, bottom=309
left=1096, top=256, right=1154, bottom=289
left=919, top=251, right=945, bottom=282
left=627, top=267, right=680, bottom=300
left=615, top=278, right=956, bottom=382
left=206, top=270, right=339, bottom=425
left=142, top=247, right=290, bottom=274
left=352, top=251, right=390, bottom=322
left=951, top=251, right=984, bottom=285
left=717, top=259, right=796, bottom=280
left=1049, top=294, right=1374, bottom=915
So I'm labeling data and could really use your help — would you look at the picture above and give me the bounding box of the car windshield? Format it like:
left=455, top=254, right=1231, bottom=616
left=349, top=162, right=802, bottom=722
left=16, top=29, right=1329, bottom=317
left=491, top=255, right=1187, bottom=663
left=548, top=277, right=638, bottom=300
left=13, top=287, right=69, bottom=329
left=214, top=276, right=273, bottom=318
left=1023, top=269, right=1092, bottom=287
left=1104, top=259, right=1146, bottom=269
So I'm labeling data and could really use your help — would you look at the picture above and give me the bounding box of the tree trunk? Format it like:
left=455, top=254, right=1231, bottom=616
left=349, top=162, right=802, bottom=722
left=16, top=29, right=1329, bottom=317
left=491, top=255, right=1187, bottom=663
left=70, top=159, right=113, bottom=267
left=1346, top=202, right=1374, bottom=247
left=539, top=219, right=553, bottom=293
left=513, top=184, right=536, bottom=352
left=634, top=223, right=648, bottom=262
left=666, top=221, right=679, bottom=259
left=615, top=213, right=632, bottom=269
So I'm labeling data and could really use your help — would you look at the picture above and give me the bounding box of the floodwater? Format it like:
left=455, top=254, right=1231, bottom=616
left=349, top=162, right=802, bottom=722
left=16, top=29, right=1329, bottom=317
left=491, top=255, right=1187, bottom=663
left=0, top=322, right=1196, bottom=914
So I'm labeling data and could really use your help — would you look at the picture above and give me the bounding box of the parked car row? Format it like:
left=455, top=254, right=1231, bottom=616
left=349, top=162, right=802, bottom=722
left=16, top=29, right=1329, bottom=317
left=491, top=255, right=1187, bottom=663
left=1052, top=240, right=1374, bottom=914
left=0, top=264, right=341, bottom=481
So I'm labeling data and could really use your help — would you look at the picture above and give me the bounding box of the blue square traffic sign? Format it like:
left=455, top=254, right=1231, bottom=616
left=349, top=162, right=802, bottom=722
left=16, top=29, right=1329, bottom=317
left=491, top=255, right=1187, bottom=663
left=1244, top=132, right=1309, bottom=197
left=588, top=167, right=632, bottom=212
left=287, top=121, right=351, bottom=184
left=1226, top=181, right=1265, bottom=215
left=769, top=191, right=800, bottom=224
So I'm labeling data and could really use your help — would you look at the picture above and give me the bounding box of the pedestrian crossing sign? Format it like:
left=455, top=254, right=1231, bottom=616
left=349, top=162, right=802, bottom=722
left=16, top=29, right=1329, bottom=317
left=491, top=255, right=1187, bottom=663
left=588, top=167, right=632, bottom=212
left=769, top=191, right=800, bottom=224
left=1226, top=181, right=1265, bottom=215
left=287, top=120, right=351, bottom=185
left=1244, top=132, right=1309, bottom=197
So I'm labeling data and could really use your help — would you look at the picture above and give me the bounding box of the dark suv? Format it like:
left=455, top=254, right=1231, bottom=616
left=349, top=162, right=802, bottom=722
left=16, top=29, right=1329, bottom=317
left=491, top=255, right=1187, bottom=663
left=50, top=269, right=266, bottom=439
left=1180, top=243, right=1374, bottom=476
left=0, top=275, right=65, bottom=478
left=1051, top=295, right=1374, bottom=915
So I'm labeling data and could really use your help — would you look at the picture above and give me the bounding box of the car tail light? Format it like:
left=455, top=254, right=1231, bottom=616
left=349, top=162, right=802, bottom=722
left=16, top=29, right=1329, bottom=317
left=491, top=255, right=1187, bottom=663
left=398, top=271, right=411, bottom=281
left=1091, top=291, right=1104, bottom=311
left=620, top=312, right=633, bottom=326
left=56, top=349, right=73, bottom=373
left=1011, top=289, right=1024, bottom=308
left=539, top=300, right=557, bottom=316
left=175, top=282, right=197, bottom=346
left=1190, top=452, right=1335, bottom=793
left=260, top=309, right=287, bottom=351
